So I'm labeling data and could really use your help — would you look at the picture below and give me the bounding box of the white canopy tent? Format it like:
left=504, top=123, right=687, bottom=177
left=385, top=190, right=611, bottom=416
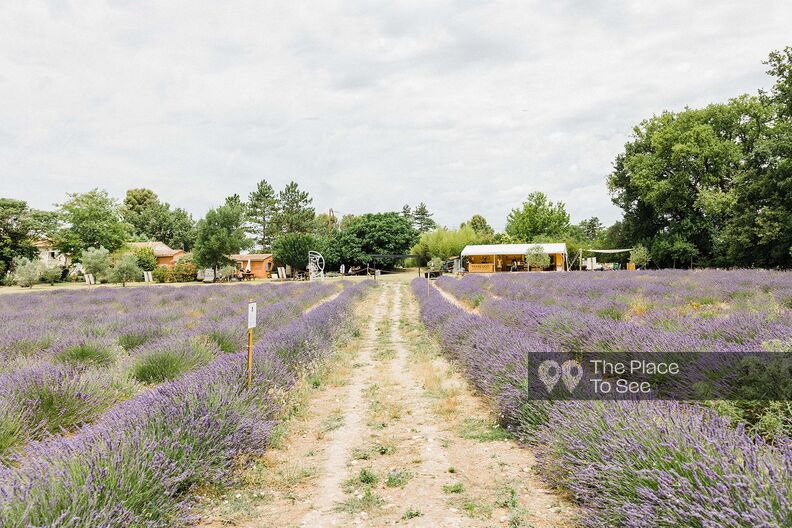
left=461, top=243, right=569, bottom=271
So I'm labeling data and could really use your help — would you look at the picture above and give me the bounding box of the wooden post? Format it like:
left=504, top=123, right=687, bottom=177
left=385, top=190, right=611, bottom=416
left=247, top=328, right=253, bottom=388
left=247, top=298, right=257, bottom=388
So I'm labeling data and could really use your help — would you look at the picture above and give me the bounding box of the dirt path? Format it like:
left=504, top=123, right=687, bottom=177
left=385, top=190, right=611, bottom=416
left=196, top=282, right=575, bottom=527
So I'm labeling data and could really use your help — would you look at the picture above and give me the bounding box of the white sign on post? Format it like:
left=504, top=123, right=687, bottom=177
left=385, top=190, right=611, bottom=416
left=248, top=302, right=257, bottom=329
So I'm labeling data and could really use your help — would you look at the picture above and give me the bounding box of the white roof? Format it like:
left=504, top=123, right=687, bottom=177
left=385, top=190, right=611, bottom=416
left=461, top=243, right=568, bottom=256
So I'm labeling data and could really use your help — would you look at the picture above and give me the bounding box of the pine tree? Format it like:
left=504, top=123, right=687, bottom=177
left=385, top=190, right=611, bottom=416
left=411, top=202, right=437, bottom=233
left=271, top=181, right=315, bottom=235
left=246, top=179, right=278, bottom=249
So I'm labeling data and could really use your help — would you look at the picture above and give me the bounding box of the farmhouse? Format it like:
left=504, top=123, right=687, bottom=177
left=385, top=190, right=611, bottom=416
left=461, top=243, right=568, bottom=272
left=229, top=253, right=274, bottom=279
left=33, top=239, right=70, bottom=267
left=129, top=242, right=186, bottom=269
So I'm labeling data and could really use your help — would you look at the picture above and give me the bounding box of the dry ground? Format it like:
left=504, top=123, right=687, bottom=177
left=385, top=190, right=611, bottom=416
left=194, top=280, right=575, bottom=528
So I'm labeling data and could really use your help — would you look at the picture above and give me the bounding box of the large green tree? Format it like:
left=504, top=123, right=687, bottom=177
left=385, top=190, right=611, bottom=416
left=192, top=204, right=250, bottom=274
left=122, top=189, right=195, bottom=250
left=272, top=232, right=317, bottom=272
left=0, top=199, right=49, bottom=275
left=342, top=212, right=418, bottom=268
left=608, top=48, right=792, bottom=269
left=505, top=192, right=570, bottom=242
left=246, top=179, right=278, bottom=249
left=272, top=181, right=315, bottom=234
left=55, top=189, right=129, bottom=260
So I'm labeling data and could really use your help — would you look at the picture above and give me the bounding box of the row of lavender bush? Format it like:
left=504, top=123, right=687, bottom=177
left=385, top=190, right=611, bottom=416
left=436, top=271, right=792, bottom=439
left=0, top=282, right=338, bottom=463
left=0, top=280, right=373, bottom=527
left=415, top=277, right=790, bottom=527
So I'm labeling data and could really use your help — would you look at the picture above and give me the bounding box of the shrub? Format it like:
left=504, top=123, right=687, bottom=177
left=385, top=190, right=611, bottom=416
left=11, top=257, right=45, bottom=287
left=1, top=365, right=121, bottom=437
left=111, top=253, right=143, bottom=286
left=56, top=342, right=116, bottom=367
left=173, top=257, right=197, bottom=282
left=42, top=265, right=64, bottom=285
left=131, top=337, right=218, bottom=384
left=218, top=265, right=237, bottom=282
left=132, top=246, right=158, bottom=271
left=81, top=246, right=112, bottom=280
left=525, top=246, right=550, bottom=270
left=630, top=244, right=650, bottom=268
left=152, top=265, right=174, bottom=283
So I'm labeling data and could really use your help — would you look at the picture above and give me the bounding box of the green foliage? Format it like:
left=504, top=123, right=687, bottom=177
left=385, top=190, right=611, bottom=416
left=342, top=212, right=418, bottom=269
left=172, top=256, right=197, bottom=282
left=412, top=225, right=485, bottom=263
left=463, top=214, right=494, bottom=238
left=122, top=189, right=196, bottom=251
left=56, top=343, right=115, bottom=367
left=410, top=202, right=437, bottom=233
left=272, top=233, right=317, bottom=271
left=271, top=181, right=315, bottom=235
left=111, top=253, right=143, bottom=286
left=385, top=469, right=412, bottom=488
left=11, top=257, right=45, bottom=287
left=131, top=338, right=216, bottom=384
left=609, top=48, right=792, bottom=268
left=81, top=247, right=111, bottom=279
left=246, top=179, right=278, bottom=248
left=0, top=198, right=47, bottom=275
left=42, top=266, right=64, bottom=285
left=218, top=265, right=237, bottom=281
left=525, top=246, right=551, bottom=270
left=458, top=418, right=512, bottom=441
left=152, top=265, right=173, bottom=283
left=193, top=204, right=250, bottom=272
left=55, top=189, right=129, bottom=259
left=629, top=245, right=650, bottom=268
left=132, top=246, right=157, bottom=271
left=506, top=192, right=570, bottom=242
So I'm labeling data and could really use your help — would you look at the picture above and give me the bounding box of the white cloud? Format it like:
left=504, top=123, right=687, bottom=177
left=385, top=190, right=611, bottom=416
left=1, top=0, right=790, bottom=230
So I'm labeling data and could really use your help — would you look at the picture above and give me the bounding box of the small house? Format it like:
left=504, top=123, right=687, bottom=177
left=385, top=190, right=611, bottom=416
left=34, top=239, right=69, bottom=267
left=129, top=242, right=186, bottom=269
left=228, top=253, right=273, bottom=279
left=461, top=243, right=567, bottom=272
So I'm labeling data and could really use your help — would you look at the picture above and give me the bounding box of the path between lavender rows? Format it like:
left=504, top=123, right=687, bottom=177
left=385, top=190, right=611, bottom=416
left=196, top=281, right=575, bottom=528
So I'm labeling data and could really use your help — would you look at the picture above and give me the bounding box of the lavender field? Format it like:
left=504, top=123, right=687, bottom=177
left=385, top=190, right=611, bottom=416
left=0, top=280, right=373, bottom=526
left=423, top=270, right=791, bottom=527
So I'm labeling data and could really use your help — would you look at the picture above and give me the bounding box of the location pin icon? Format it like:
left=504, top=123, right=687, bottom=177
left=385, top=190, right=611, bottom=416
left=561, top=360, right=583, bottom=392
left=538, top=360, right=561, bottom=393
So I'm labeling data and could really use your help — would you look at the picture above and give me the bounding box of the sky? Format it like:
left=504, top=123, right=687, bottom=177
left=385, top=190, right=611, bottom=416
left=1, top=1, right=791, bottom=231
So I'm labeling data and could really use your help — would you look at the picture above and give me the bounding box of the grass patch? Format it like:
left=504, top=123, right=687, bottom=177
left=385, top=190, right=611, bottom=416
left=459, top=418, right=511, bottom=442
left=402, top=507, right=423, bottom=520
left=317, top=410, right=345, bottom=438
left=462, top=499, right=493, bottom=519
left=442, top=482, right=464, bottom=494
left=131, top=338, right=216, bottom=384
left=56, top=343, right=115, bottom=367
left=386, top=469, right=412, bottom=488
left=335, top=488, right=383, bottom=514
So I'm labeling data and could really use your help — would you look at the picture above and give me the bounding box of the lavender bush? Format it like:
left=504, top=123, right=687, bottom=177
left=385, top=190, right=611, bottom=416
left=415, top=274, right=791, bottom=527
left=0, top=281, right=374, bottom=527
left=0, top=282, right=338, bottom=464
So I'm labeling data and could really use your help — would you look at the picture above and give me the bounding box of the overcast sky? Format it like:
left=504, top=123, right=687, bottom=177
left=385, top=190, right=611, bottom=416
left=1, top=1, right=790, bottom=230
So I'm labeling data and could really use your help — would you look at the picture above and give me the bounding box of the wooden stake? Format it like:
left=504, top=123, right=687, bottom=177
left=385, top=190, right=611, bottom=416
left=247, top=328, right=253, bottom=388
